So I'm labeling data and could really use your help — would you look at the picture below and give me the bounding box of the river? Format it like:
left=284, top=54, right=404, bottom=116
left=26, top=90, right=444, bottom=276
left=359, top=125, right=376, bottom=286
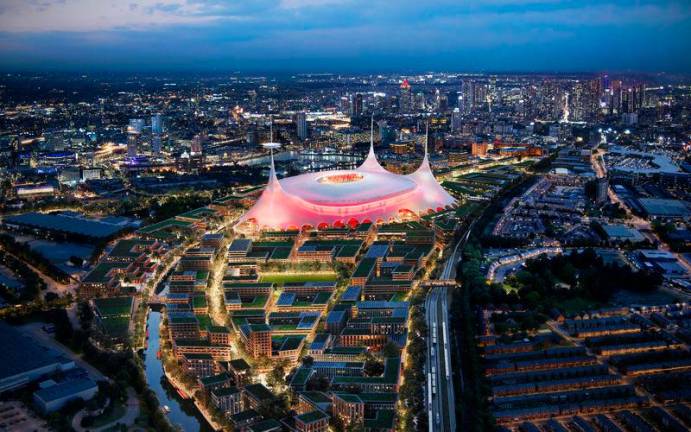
left=240, top=150, right=361, bottom=167
left=144, top=310, right=212, bottom=432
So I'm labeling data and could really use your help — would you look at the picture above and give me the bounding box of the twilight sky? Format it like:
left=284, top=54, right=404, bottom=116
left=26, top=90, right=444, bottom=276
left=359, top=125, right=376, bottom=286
left=0, top=0, right=690, bottom=73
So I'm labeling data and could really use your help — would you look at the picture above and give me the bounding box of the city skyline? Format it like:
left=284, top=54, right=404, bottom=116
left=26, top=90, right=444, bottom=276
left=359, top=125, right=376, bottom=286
left=1, top=0, right=690, bottom=73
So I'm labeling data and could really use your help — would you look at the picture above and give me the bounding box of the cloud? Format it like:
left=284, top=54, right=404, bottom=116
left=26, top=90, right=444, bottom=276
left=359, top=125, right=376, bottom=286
left=0, top=0, right=689, bottom=72
left=0, top=0, right=226, bottom=32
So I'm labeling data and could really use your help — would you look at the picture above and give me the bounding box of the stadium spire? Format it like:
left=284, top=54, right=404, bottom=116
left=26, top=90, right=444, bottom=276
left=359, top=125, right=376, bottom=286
left=424, top=121, right=429, bottom=158
left=357, top=114, right=388, bottom=174
left=262, top=116, right=282, bottom=187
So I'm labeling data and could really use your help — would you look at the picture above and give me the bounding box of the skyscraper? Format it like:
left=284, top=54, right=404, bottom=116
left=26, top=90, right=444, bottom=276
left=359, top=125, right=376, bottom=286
left=399, top=79, right=412, bottom=113
left=460, top=79, right=475, bottom=114
left=451, top=108, right=462, bottom=132
left=151, top=114, right=162, bottom=134
left=191, top=134, right=204, bottom=155
left=296, top=112, right=308, bottom=141
left=129, top=118, right=145, bottom=133
left=350, top=93, right=363, bottom=117
left=151, top=114, right=163, bottom=155
left=126, top=118, right=143, bottom=158
left=595, top=177, right=608, bottom=204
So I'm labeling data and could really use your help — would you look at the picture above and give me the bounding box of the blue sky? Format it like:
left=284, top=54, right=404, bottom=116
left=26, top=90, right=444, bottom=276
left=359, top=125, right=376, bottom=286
left=0, top=0, right=690, bottom=73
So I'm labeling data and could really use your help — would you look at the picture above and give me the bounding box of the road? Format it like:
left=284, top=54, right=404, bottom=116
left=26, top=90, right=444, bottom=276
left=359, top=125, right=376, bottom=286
left=425, top=286, right=456, bottom=432
left=440, top=222, right=473, bottom=280
left=0, top=245, right=76, bottom=296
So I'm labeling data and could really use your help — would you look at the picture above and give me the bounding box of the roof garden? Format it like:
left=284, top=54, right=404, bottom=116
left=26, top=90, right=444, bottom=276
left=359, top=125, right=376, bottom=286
left=296, top=410, right=328, bottom=424
left=93, top=296, right=133, bottom=317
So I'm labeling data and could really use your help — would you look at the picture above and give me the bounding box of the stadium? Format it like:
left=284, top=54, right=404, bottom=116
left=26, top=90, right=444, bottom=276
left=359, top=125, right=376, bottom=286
left=235, top=132, right=456, bottom=231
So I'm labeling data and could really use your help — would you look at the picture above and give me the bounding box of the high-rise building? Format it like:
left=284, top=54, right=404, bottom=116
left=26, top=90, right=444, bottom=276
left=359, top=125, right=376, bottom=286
left=128, top=118, right=144, bottom=133
left=610, top=80, right=623, bottom=114
left=151, top=135, right=162, bottom=155
left=460, top=79, right=475, bottom=114
left=191, top=135, right=204, bottom=155
left=595, top=177, right=608, bottom=204
left=296, top=112, right=308, bottom=141
left=350, top=93, right=363, bottom=117
left=126, top=118, right=143, bottom=158
left=151, top=114, right=163, bottom=135
left=399, top=79, right=412, bottom=113
left=471, top=142, right=488, bottom=157
left=451, top=108, right=462, bottom=132
left=435, top=89, right=448, bottom=112
left=151, top=114, right=163, bottom=155
left=240, top=324, right=271, bottom=358
left=414, top=92, right=426, bottom=111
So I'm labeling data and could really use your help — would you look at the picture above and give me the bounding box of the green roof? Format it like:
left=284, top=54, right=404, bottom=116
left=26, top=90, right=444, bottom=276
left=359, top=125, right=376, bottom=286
left=244, top=383, right=275, bottom=402
left=359, top=392, right=398, bottom=403
left=200, top=372, right=231, bottom=386
left=177, top=207, right=216, bottom=220
left=364, top=409, right=396, bottom=429
left=333, top=358, right=400, bottom=385
left=169, top=314, right=199, bottom=324
left=269, top=247, right=291, bottom=260
left=208, top=325, right=230, bottom=333
left=195, top=314, right=212, bottom=329
left=211, top=386, right=240, bottom=397
left=229, top=358, right=251, bottom=371
left=291, top=367, right=313, bottom=385
left=296, top=410, right=328, bottom=424
left=356, top=222, right=373, bottom=232
left=337, top=244, right=361, bottom=258
left=229, top=409, right=260, bottom=423
left=108, top=239, right=155, bottom=259
left=183, top=353, right=213, bottom=360
left=138, top=217, right=192, bottom=234
left=352, top=258, right=376, bottom=278
left=94, top=296, right=133, bottom=317
left=192, top=295, right=208, bottom=308
left=299, top=391, right=331, bottom=404
left=82, top=262, right=128, bottom=284
left=100, top=317, right=130, bottom=338
left=242, top=295, right=268, bottom=309
left=253, top=241, right=294, bottom=248
left=333, top=392, right=362, bottom=403
left=248, top=419, right=282, bottom=432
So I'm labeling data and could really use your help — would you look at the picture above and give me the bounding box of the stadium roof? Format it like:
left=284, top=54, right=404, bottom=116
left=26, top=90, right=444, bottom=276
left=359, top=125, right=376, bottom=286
left=236, top=124, right=455, bottom=230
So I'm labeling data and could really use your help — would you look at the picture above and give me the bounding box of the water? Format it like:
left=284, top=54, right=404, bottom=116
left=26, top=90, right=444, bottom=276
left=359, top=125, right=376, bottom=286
left=144, top=310, right=212, bottom=432
left=241, top=150, right=361, bottom=166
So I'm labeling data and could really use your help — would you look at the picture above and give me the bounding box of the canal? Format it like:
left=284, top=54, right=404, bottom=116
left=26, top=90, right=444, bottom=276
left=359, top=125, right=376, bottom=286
left=144, top=310, right=212, bottom=432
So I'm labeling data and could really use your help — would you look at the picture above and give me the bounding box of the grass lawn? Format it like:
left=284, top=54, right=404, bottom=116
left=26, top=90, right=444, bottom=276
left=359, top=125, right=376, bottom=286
left=559, top=297, right=603, bottom=315
left=611, top=289, right=677, bottom=306
left=91, top=402, right=126, bottom=428
left=502, top=284, right=519, bottom=294
left=260, top=273, right=337, bottom=285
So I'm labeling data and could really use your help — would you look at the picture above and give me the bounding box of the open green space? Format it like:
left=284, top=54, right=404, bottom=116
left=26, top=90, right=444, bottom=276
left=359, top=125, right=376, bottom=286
left=90, top=402, right=126, bottom=428
left=259, top=273, right=337, bottom=285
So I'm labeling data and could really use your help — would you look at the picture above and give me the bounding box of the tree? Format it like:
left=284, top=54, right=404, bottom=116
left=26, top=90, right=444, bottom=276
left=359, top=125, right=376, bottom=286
left=363, top=359, right=384, bottom=377
left=301, top=355, right=314, bottom=368
left=381, top=341, right=401, bottom=358
left=267, top=360, right=288, bottom=390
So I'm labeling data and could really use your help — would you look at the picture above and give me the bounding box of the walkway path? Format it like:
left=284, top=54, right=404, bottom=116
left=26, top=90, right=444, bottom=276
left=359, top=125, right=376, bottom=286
left=72, top=387, right=140, bottom=432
